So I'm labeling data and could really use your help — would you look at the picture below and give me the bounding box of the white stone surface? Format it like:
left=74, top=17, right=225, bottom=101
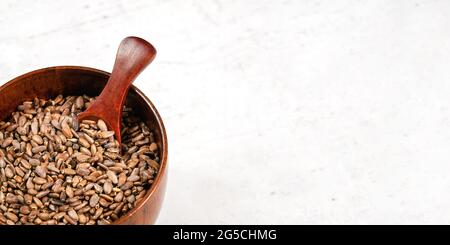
left=2, top=0, right=450, bottom=224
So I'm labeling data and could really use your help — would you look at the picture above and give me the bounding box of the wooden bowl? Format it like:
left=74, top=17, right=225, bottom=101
left=0, top=66, right=168, bottom=225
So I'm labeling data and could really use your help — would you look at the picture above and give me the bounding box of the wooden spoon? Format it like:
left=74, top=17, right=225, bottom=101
left=77, top=36, right=157, bottom=144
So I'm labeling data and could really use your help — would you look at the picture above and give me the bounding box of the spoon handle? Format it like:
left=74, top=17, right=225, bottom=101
left=78, top=36, right=156, bottom=142
left=100, top=36, right=156, bottom=115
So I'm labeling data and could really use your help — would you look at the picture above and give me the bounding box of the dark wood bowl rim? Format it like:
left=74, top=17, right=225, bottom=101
left=1, top=66, right=168, bottom=224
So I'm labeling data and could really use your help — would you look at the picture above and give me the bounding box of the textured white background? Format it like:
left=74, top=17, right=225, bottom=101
left=1, top=0, right=450, bottom=224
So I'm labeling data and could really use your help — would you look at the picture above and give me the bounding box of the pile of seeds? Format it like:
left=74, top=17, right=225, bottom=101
left=0, top=95, right=160, bottom=225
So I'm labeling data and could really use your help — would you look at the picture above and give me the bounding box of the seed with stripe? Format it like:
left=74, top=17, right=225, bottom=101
left=36, top=190, right=50, bottom=198
left=31, top=135, right=43, bottom=144
left=68, top=209, right=78, bottom=222
left=33, top=177, right=47, bottom=185
left=89, top=194, right=99, bottom=207
left=34, top=166, right=46, bottom=178
left=106, top=170, right=118, bottom=184
left=5, top=212, right=18, bottom=223
left=66, top=186, right=74, bottom=198
left=97, top=120, right=108, bottom=132
left=103, top=180, right=112, bottom=195
left=99, top=131, right=114, bottom=139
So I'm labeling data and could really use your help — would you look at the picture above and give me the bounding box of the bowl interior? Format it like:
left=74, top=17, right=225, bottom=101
left=0, top=66, right=167, bottom=224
